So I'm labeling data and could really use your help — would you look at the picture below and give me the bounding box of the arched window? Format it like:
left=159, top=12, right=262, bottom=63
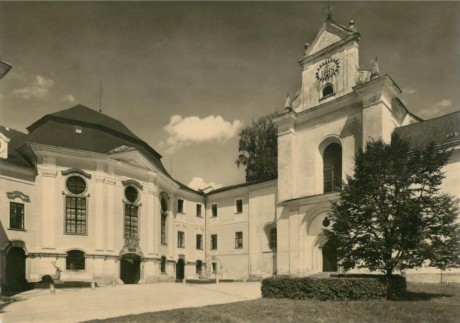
left=322, top=83, right=334, bottom=97
left=269, top=228, right=277, bottom=250
left=66, top=250, right=85, bottom=270
left=124, top=185, right=139, bottom=238
left=323, top=143, right=342, bottom=193
left=196, top=260, right=202, bottom=274
left=160, top=194, right=169, bottom=245
left=65, top=176, right=88, bottom=235
left=160, top=256, right=166, bottom=274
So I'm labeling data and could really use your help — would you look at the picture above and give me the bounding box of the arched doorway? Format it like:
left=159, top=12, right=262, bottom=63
left=5, top=247, right=28, bottom=293
left=120, top=253, right=141, bottom=284
left=176, top=258, right=185, bottom=280
left=322, top=240, right=338, bottom=272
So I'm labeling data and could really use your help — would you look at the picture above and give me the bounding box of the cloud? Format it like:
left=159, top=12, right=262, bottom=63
left=403, top=87, right=417, bottom=95
left=187, top=177, right=223, bottom=191
left=61, top=94, right=76, bottom=103
left=161, top=115, right=242, bottom=153
left=432, top=99, right=452, bottom=108
left=12, top=74, right=54, bottom=99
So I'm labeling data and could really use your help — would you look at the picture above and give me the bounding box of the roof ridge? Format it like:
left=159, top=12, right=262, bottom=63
left=397, top=109, right=460, bottom=130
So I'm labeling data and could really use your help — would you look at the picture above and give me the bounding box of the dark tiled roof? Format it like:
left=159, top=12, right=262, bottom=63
left=28, top=105, right=142, bottom=143
left=207, top=176, right=277, bottom=195
left=394, top=110, right=460, bottom=149
left=18, top=104, right=172, bottom=177
left=0, top=125, right=32, bottom=168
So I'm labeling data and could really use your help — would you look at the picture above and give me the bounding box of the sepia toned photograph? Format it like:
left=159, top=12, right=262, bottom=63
left=0, top=1, right=459, bottom=322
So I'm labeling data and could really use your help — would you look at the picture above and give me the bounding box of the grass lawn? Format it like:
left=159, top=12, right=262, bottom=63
left=89, top=283, right=460, bottom=323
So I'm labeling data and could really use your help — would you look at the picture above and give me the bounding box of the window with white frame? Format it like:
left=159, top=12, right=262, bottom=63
left=65, top=175, right=88, bottom=235
left=66, top=250, right=85, bottom=270
left=235, top=231, right=243, bottom=248
left=124, top=185, right=139, bottom=238
left=177, top=231, right=185, bottom=248
left=9, top=202, right=24, bottom=230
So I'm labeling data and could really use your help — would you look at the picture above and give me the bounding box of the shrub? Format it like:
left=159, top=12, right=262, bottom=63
left=261, top=275, right=406, bottom=300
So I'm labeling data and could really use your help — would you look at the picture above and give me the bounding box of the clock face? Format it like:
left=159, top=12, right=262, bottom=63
left=315, top=58, right=340, bottom=82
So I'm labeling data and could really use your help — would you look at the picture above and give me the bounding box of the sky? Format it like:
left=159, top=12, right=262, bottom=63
left=1, top=1, right=459, bottom=190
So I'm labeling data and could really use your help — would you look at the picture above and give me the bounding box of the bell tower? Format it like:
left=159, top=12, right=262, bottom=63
left=294, top=16, right=360, bottom=112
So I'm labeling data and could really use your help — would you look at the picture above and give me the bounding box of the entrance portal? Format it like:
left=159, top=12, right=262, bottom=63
left=5, top=247, right=28, bottom=292
left=322, top=240, right=338, bottom=272
left=120, top=253, right=141, bottom=284
left=176, top=258, right=185, bottom=280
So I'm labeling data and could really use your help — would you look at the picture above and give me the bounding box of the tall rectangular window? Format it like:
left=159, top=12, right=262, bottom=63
left=161, top=213, right=167, bottom=245
left=177, top=199, right=184, bottom=213
left=211, top=234, right=218, bottom=250
left=235, top=199, right=243, bottom=213
left=177, top=231, right=185, bottom=248
left=196, top=204, right=202, bottom=217
left=65, top=196, right=87, bottom=234
left=9, top=202, right=24, bottom=230
left=196, top=234, right=203, bottom=250
left=124, top=204, right=138, bottom=238
left=211, top=203, right=218, bottom=217
left=235, top=231, right=243, bottom=248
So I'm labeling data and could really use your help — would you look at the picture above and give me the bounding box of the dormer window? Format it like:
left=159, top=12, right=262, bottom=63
left=322, top=83, right=335, bottom=98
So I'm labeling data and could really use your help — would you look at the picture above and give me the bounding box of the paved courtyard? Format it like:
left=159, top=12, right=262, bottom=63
left=0, top=282, right=261, bottom=322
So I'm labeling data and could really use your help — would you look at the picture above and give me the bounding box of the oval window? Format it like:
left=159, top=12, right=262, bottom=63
left=160, top=196, right=169, bottom=213
left=125, top=186, right=138, bottom=203
left=66, top=176, right=87, bottom=195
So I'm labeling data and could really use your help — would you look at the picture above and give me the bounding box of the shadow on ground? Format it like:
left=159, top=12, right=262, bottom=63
left=397, top=290, right=454, bottom=302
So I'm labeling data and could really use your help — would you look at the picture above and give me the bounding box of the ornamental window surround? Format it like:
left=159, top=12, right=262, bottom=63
left=7, top=191, right=30, bottom=231
left=64, top=175, right=89, bottom=235
left=123, top=185, right=141, bottom=239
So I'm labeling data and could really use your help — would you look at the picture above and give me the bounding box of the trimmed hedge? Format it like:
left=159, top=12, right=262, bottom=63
left=261, top=275, right=406, bottom=300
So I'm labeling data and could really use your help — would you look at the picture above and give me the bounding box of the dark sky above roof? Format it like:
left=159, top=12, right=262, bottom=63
left=1, top=2, right=459, bottom=190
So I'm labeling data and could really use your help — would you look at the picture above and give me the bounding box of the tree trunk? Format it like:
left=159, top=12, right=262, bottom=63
left=385, top=267, right=394, bottom=300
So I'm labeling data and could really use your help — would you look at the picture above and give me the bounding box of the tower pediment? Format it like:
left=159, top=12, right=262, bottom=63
left=307, top=18, right=356, bottom=56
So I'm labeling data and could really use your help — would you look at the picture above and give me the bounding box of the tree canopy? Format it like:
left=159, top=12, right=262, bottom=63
left=325, top=134, right=459, bottom=278
left=236, top=114, right=278, bottom=182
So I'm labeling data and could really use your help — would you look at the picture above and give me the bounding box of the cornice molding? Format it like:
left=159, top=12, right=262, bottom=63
left=7, top=191, right=31, bottom=202
left=61, top=168, right=92, bottom=179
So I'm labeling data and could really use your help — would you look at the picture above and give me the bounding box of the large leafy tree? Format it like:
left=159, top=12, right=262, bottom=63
left=326, top=134, right=459, bottom=279
left=236, top=114, right=278, bottom=182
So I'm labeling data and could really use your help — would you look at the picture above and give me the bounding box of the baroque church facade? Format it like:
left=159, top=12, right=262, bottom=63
left=1, top=17, right=459, bottom=290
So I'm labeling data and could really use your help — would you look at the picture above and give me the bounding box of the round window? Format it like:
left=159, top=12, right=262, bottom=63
left=160, top=196, right=169, bottom=213
left=66, top=176, right=87, bottom=195
left=125, top=186, right=138, bottom=203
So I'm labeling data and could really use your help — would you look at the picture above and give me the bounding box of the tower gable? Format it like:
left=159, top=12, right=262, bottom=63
left=307, top=19, right=355, bottom=56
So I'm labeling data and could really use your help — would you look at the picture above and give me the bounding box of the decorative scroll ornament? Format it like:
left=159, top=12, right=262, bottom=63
left=315, top=58, right=340, bottom=82
left=7, top=191, right=30, bottom=202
